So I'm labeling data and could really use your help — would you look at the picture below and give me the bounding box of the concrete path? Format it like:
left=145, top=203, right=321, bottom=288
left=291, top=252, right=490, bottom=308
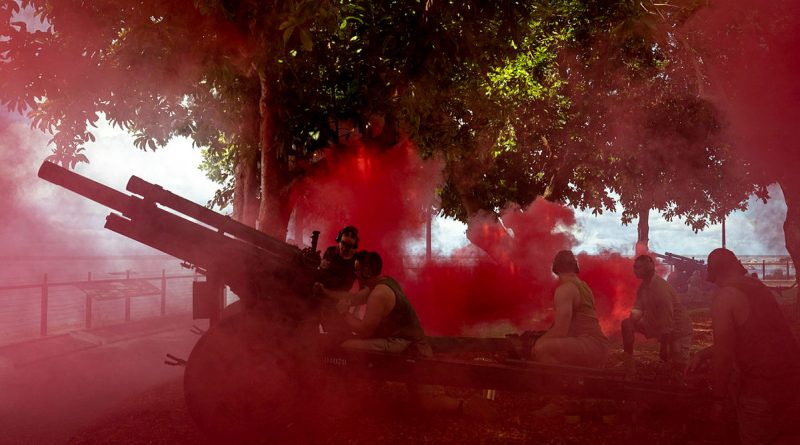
left=0, top=315, right=204, bottom=445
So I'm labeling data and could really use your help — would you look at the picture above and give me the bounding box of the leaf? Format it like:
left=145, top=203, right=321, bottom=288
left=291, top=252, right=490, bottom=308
left=283, top=26, right=294, bottom=45
left=11, top=21, right=27, bottom=33
left=299, top=28, right=313, bottom=51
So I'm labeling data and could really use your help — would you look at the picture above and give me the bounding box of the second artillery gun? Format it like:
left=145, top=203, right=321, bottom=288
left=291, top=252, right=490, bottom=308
left=652, top=252, right=707, bottom=273
left=39, top=161, right=709, bottom=442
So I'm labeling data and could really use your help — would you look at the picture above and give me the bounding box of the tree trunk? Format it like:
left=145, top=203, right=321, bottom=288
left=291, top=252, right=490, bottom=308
left=232, top=96, right=261, bottom=227
left=779, top=179, right=800, bottom=286
left=541, top=136, right=566, bottom=203
left=636, top=206, right=650, bottom=255
left=256, top=72, right=292, bottom=239
left=542, top=171, right=566, bottom=202
left=233, top=149, right=260, bottom=226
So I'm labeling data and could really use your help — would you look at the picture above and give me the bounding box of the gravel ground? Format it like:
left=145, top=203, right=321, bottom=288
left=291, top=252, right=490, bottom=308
left=69, top=296, right=800, bottom=445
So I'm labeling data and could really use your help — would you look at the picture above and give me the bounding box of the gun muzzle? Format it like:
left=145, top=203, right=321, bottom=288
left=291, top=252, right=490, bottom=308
left=38, top=161, right=134, bottom=215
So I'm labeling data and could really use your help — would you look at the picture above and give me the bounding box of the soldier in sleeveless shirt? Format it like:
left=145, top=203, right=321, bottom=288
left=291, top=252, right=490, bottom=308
left=318, top=250, right=498, bottom=418
left=532, top=250, right=610, bottom=367
left=688, top=248, right=800, bottom=444
left=335, top=251, right=429, bottom=354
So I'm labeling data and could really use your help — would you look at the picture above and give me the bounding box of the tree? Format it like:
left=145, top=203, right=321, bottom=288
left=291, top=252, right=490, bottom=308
left=433, top=0, right=760, bottom=253
left=679, top=0, right=800, bottom=279
left=0, top=0, right=338, bottom=237
left=0, top=0, right=768, bottom=257
left=0, top=0, right=547, bottom=240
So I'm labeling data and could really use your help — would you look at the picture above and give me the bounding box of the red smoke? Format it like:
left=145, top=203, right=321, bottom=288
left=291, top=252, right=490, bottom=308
left=575, top=252, right=638, bottom=333
left=407, top=200, right=574, bottom=335
left=291, top=138, right=443, bottom=276
left=293, top=140, right=638, bottom=335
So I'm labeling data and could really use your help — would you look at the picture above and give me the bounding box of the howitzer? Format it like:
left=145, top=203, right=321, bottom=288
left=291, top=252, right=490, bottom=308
left=653, top=252, right=707, bottom=272
left=39, top=161, right=328, bottom=441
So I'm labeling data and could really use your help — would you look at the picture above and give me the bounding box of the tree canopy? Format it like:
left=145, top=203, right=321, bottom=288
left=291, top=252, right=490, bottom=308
left=0, top=0, right=768, bottom=251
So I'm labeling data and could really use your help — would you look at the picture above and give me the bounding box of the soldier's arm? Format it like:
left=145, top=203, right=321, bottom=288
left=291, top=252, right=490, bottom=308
left=343, top=284, right=392, bottom=338
left=630, top=289, right=644, bottom=321
left=540, top=284, right=575, bottom=339
left=315, top=285, right=353, bottom=302
left=348, top=286, right=371, bottom=306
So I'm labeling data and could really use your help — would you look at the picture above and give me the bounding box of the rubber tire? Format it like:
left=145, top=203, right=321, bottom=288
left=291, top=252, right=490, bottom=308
left=184, top=310, right=320, bottom=443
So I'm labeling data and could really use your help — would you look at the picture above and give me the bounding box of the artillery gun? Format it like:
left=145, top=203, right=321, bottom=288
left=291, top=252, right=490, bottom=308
left=39, top=162, right=708, bottom=442
left=38, top=161, right=326, bottom=441
left=653, top=252, right=707, bottom=273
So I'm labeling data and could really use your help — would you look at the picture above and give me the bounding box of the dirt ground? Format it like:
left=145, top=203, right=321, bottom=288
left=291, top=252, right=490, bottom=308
left=69, top=289, right=799, bottom=445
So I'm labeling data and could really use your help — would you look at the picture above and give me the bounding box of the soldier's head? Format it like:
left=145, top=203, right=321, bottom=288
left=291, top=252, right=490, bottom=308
left=706, top=248, right=747, bottom=284
left=336, top=226, right=359, bottom=258
left=633, top=255, right=656, bottom=280
left=354, top=250, right=382, bottom=285
left=552, top=250, right=579, bottom=276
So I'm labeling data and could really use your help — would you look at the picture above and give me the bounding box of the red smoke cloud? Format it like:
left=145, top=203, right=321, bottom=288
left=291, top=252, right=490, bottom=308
left=291, top=138, right=443, bottom=276
left=293, top=140, right=638, bottom=335
left=575, top=252, right=639, bottom=333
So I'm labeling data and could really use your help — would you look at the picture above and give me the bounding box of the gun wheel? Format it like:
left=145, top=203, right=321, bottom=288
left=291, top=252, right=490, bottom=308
left=184, top=310, right=320, bottom=443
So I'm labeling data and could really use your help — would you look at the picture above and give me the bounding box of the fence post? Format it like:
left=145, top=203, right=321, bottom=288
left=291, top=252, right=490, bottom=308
left=160, top=269, right=167, bottom=316
left=86, top=272, right=93, bottom=329
left=124, top=270, right=131, bottom=322
left=762, top=260, right=766, bottom=279
left=426, top=207, right=432, bottom=263
left=40, top=274, right=48, bottom=337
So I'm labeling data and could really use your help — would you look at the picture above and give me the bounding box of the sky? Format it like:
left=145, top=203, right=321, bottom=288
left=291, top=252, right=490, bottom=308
left=1, top=111, right=788, bottom=262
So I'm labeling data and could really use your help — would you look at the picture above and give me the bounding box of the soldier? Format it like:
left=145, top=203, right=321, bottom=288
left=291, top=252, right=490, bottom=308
left=318, top=225, right=359, bottom=292
left=621, top=255, right=694, bottom=375
left=688, top=248, right=800, bottom=444
left=319, top=250, right=496, bottom=418
left=323, top=250, right=429, bottom=354
left=317, top=226, right=368, bottom=338
left=532, top=250, right=609, bottom=367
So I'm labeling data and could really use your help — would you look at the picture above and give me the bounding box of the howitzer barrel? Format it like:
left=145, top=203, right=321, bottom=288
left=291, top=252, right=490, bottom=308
left=665, top=252, right=705, bottom=266
left=126, top=176, right=298, bottom=258
left=38, top=161, right=134, bottom=215
left=38, top=160, right=320, bottom=307
left=653, top=252, right=706, bottom=269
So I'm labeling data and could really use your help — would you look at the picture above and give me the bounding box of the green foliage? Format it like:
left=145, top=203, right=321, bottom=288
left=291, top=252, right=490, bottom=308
left=0, top=0, right=762, bottom=233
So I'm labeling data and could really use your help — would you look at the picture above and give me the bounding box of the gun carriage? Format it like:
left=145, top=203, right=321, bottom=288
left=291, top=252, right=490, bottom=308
left=39, top=162, right=706, bottom=442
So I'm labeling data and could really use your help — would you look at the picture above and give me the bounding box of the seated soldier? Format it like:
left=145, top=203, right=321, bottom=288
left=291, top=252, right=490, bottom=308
left=319, top=250, right=497, bottom=418
left=532, top=250, right=610, bottom=367
left=317, top=250, right=428, bottom=354
left=621, top=255, right=693, bottom=375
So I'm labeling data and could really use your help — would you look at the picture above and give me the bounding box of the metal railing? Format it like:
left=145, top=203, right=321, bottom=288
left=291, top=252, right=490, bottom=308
left=741, top=259, right=796, bottom=281
left=661, top=257, right=795, bottom=281
left=0, top=270, right=198, bottom=345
